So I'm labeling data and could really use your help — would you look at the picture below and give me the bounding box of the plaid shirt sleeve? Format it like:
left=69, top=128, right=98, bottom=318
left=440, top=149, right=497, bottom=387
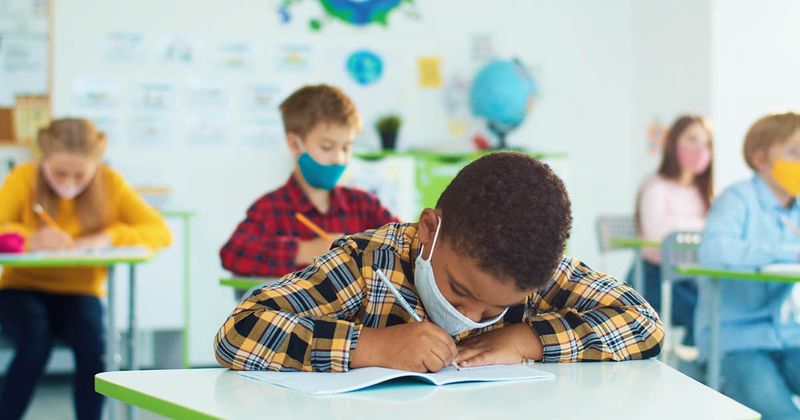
left=219, top=197, right=300, bottom=277
left=214, top=240, right=365, bottom=372
left=526, top=256, right=664, bottom=362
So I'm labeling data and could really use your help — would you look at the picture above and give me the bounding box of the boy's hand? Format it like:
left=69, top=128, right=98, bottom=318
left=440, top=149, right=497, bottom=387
left=455, top=323, right=543, bottom=368
left=29, top=227, right=75, bottom=250
left=350, top=322, right=457, bottom=372
left=296, top=234, right=344, bottom=265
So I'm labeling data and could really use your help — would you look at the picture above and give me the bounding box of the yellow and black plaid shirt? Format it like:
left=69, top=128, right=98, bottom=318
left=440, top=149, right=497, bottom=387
left=214, top=223, right=664, bottom=372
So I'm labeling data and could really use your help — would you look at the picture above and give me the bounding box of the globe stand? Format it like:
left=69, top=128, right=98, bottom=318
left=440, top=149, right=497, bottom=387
left=488, top=121, right=511, bottom=150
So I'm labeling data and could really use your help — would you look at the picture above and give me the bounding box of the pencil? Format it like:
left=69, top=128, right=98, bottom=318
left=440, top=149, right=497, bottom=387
left=295, top=213, right=333, bottom=242
left=373, top=265, right=460, bottom=369
left=33, top=203, right=61, bottom=230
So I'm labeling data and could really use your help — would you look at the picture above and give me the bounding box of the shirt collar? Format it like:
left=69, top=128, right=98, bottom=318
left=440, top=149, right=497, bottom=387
left=753, top=174, right=797, bottom=211
left=285, top=173, right=351, bottom=215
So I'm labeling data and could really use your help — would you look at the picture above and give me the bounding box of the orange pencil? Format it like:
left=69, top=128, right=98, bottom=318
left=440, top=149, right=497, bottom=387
left=294, top=213, right=333, bottom=242
left=33, top=203, right=61, bottom=230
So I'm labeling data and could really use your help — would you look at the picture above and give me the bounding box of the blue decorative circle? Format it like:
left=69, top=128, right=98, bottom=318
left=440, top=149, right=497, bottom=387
left=346, top=50, right=383, bottom=86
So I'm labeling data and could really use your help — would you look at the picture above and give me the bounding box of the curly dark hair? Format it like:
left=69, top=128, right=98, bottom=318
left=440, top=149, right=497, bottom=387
left=436, top=152, right=572, bottom=290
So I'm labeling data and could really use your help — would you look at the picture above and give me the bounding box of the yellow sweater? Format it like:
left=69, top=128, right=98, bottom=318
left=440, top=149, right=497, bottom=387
left=0, top=162, right=172, bottom=297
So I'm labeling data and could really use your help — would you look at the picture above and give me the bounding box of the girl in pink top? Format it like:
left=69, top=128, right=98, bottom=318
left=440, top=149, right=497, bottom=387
left=630, top=115, right=714, bottom=346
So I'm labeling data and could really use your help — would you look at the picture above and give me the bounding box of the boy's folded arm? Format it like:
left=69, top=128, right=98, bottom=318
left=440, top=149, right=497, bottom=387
left=525, top=257, right=664, bottom=362
left=219, top=214, right=302, bottom=276
left=700, top=189, right=800, bottom=266
left=214, top=246, right=366, bottom=372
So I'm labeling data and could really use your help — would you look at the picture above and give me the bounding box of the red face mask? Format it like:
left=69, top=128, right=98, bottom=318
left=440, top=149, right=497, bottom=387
left=677, top=143, right=712, bottom=175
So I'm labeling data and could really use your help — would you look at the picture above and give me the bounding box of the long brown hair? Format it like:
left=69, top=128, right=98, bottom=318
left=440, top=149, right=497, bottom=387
left=635, top=115, right=714, bottom=230
left=35, top=119, right=108, bottom=234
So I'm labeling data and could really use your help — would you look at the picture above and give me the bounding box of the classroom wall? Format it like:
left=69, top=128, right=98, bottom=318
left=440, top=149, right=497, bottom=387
left=710, top=0, right=800, bottom=191
left=51, top=0, right=644, bottom=365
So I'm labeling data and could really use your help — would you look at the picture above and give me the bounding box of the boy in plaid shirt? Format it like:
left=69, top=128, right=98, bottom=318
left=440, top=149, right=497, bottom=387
left=215, top=152, right=663, bottom=372
left=220, top=85, right=399, bottom=277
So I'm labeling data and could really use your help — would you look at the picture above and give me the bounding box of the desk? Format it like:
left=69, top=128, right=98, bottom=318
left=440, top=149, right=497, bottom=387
left=674, top=265, right=800, bottom=391
left=0, top=248, right=156, bottom=420
left=95, top=361, right=758, bottom=420
left=608, top=237, right=661, bottom=292
left=218, top=277, right=270, bottom=291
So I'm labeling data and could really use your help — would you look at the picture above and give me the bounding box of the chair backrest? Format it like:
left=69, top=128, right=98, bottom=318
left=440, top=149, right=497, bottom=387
left=595, top=215, right=637, bottom=253
left=660, top=231, right=702, bottom=282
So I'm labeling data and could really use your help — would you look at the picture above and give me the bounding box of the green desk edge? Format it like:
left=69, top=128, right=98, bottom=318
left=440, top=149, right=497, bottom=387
left=609, top=237, right=661, bottom=249
left=677, top=266, right=800, bottom=284
left=95, top=376, right=217, bottom=420
left=219, top=277, right=267, bottom=291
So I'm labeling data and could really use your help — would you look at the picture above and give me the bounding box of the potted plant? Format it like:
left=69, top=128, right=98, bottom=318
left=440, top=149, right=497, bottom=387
left=375, top=114, right=401, bottom=151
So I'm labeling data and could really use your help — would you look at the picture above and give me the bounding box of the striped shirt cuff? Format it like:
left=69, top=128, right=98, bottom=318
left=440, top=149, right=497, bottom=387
left=310, top=319, right=362, bottom=372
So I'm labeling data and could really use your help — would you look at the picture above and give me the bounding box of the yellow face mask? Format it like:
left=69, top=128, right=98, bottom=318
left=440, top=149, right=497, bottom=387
left=771, top=159, right=800, bottom=196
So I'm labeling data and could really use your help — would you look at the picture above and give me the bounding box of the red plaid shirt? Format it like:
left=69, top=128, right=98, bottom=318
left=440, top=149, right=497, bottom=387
left=220, top=175, right=400, bottom=277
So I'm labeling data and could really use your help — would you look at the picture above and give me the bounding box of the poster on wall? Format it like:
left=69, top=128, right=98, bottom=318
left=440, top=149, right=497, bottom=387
left=0, top=32, right=48, bottom=106
left=158, top=34, right=200, bottom=64
left=71, top=76, right=121, bottom=109
left=274, top=44, right=313, bottom=73
left=103, top=31, right=146, bottom=64
left=216, top=41, right=255, bottom=70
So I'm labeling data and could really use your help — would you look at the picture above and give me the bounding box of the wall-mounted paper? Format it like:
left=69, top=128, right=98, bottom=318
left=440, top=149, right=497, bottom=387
left=417, top=56, right=443, bottom=88
left=346, top=49, right=383, bottom=86
left=241, top=83, right=282, bottom=114
left=240, top=116, right=283, bottom=146
left=274, top=44, right=312, bottom=73
left=216, top=41, right=255, bottom=70
left=158, top=34, right=199, bottom=64
left=71, top=76, right=120, bottom=109
left=128, top=115, right=170, bottom=145
left=0, top=32, right=48, bottom=105
left=185, top=79, right=228, bottom=110
left=131, top=81, right=174, bottom=111
left=103, top=32, right=146, bottom=64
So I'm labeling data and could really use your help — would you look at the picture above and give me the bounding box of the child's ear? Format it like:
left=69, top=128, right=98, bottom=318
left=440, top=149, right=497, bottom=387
left=286, top=133, right=302, bottom=155
left=417, top=208, right=440, bottom=245
left=752, top=149, right=771, bottom=172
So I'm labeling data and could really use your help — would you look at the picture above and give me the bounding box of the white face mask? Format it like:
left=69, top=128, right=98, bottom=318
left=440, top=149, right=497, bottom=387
left=414, top=217, right=508, bottom=336
left=42, top=162, right=90, bottom=200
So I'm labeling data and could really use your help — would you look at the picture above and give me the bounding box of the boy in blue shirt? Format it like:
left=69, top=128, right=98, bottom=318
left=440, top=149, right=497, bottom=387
left=698, top=112, right=800, bottom=420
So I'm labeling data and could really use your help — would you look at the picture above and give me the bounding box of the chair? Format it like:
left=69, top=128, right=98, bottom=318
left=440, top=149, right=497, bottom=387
left=595, top=215, right=645, bottom=292
left=659, top=231, right=702, bottom=367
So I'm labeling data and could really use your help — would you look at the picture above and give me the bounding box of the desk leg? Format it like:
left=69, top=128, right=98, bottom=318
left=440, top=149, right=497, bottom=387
left=660, top=277, right=673, bottom=365
left=707, top=277, right=721, bottom=390
left=106, top=265, right=119, bottom=420
left=127, top=263, right=137, bottom=420
left=633, top=251, right=645, bottom=294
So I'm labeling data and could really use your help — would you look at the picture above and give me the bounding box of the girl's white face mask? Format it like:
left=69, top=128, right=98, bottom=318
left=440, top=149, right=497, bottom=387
left=414, top=217, right=508, bottom=336
left=42, top=162, right=91, bottom=200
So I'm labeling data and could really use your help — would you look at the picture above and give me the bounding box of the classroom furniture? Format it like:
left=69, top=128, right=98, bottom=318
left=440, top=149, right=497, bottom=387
left=0, top=248, right=157, bottom=420
left=595, top=215, right=660, bottom=293
left=219, top=277, right=275, bottom=291
left=674, top=264, right=800, bottom=391
left=659, top=231, right=702, bottom=367
left=94, top=360, right=758, bottom=419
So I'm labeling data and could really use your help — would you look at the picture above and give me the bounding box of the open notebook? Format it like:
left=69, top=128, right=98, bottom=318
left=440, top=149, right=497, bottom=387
left=238, top=364, right=555, bottom=396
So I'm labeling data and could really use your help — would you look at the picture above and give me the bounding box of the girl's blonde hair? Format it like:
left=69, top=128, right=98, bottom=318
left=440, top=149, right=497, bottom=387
left=36, top=118, right=108, bottom=234
left=743, top=111, right=800, bottom=170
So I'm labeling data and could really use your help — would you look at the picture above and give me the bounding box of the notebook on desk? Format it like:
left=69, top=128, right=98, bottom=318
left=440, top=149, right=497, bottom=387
left=238, top=364, right=555, bottom=396
left=762, top=264, right=800, bottom=275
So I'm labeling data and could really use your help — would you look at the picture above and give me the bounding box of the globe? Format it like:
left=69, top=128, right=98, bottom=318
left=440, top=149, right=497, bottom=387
left=346, top=50, right=383, bottom=86
left=469, top=59, right=537, bottom=149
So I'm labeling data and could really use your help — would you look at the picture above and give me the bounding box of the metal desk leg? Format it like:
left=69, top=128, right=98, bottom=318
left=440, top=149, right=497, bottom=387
left=707, top=277, right=721, bottom=390
left=106, top=265, right=119, bottom=420
left=633, top=251, right=645, bottom=294
left=127, top=263, right=137, bottom=420
left=660, top=278, right=673, bottom=365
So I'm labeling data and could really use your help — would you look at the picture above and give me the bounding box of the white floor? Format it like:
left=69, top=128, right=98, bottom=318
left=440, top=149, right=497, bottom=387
left=18, top=374, right=165, bottom=420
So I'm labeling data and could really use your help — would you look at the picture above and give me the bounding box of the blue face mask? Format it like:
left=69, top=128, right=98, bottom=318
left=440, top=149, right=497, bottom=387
left=298, top=152, right=346, bottom=190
